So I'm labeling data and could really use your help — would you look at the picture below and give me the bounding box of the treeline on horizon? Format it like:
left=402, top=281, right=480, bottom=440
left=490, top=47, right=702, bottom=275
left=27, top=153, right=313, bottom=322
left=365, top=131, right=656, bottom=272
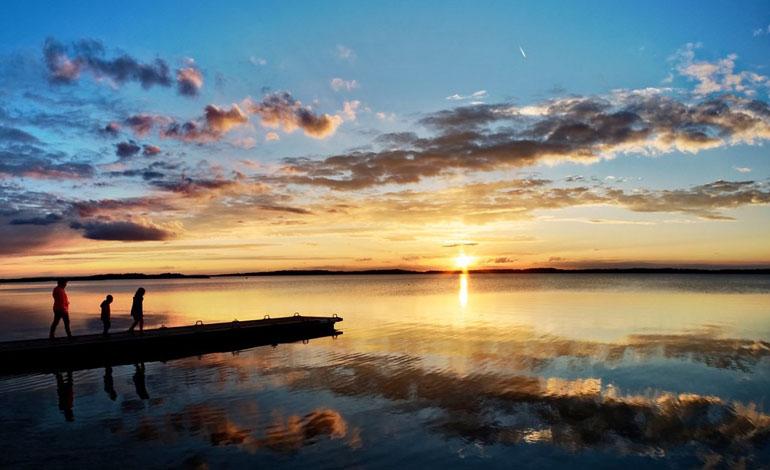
left=2, top=267, right=770, bottom=284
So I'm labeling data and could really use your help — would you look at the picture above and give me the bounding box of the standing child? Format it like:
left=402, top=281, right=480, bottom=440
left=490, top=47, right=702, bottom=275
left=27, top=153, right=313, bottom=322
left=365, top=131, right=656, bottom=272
left=100, top=295, right=113, bottom=336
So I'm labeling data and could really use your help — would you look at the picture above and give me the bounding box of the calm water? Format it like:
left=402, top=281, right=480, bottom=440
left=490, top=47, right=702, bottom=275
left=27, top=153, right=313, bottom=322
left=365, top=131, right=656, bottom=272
left=1, top=274, right=769, bottom=469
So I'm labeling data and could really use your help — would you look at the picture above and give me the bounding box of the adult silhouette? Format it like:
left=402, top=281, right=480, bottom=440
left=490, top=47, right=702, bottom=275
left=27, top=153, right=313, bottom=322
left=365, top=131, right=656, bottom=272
left=128, top=287, right=145, bottom=333
left=49, top=280, right=72, bottom=339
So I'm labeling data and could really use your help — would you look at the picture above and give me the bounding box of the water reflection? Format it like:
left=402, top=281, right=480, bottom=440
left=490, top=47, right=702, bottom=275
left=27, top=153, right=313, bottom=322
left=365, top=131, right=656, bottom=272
left=119, top=403, right=357, bottom=454
left=458, top=273, right=469, bottom=307
left=133, top=363, right=150, bottom=400
left=276, top=352, right=770, bottom=461
left=55, top=371, right=74, bottom=422
left=1, top=275, right=769, bottom=467
left=104, top=366, right=117, bottom=401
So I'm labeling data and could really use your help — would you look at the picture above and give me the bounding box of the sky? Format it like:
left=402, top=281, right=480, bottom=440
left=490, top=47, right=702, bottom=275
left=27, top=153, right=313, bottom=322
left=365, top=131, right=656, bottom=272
left=1, top=0, right=769, bottom=276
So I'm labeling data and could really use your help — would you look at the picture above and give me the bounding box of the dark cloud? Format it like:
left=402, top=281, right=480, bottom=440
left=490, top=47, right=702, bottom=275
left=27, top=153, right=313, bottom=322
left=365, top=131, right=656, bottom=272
left=125, top=114, right=167, bottom=136
left=9, top=213, right=63, bottom=225
left=150, top=176, right=238, bottom=196
left=102, top=122, right=121, bottom=136
left=0, top=126, right=40, bottom=144
left=278, top=92, right=770, bottom=188
left=115, top=140, right=141, bottom=158
left=70, top=220, right=174, bottom=241
left=0, top=144, right=94, bottom=179
left=0, top=186, right=71, bottom=254
left=43, top=38, right=172, bottom=89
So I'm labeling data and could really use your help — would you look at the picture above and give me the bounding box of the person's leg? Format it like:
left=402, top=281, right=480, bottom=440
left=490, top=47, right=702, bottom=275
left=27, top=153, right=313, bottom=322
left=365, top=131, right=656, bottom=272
left=139, top=318, right=144, bottom=332
left=62, top=314, right=72, bottom=338
left=49, top=311, right=61, bottom=338
left=128, top=317, right=137, bottom=332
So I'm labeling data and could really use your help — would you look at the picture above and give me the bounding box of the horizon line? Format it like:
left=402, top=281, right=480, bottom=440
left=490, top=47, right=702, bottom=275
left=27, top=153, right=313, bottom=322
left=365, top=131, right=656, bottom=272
left=3, top=266, right=770, bottom=284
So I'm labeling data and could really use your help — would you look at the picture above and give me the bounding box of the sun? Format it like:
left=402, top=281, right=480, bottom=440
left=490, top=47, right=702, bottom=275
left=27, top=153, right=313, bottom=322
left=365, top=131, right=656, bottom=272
left=454, top=253, right=475, bottom=271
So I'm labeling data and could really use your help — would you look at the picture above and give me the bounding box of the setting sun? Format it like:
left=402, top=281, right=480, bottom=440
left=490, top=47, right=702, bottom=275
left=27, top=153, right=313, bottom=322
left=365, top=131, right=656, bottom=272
left=454, top=253, right=475, bottom=271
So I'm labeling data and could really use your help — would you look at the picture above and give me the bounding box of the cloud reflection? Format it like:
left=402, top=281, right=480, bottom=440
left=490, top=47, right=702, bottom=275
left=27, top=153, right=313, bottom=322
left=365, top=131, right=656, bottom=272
left=116, top=404, right=358, bottom=454
left=278, top=353, right=770, bottom=461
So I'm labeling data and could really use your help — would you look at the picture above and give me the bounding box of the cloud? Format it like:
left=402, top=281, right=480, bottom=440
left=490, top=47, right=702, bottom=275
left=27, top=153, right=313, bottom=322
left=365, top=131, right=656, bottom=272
left=149, top=176, right=240, bottom=197
left=0, top=143, right=94, bottom=180
left=753, top=24, right=770, bottom=36
left=125, top=114, right=170, bottom=136
left=336, top=45, right=356, bottom=61
left=102, top=122, right=121, bottom=136
left=330, top=78, right=359, bottom=91
left=142, top=144, right=161, bottom=156
left=341, top=100, right=360, bottom=121
left=122, top=92, right=343, bottom=143
left=265, top=132, right=280, bottom=141
left=446, top=90, right=487, bottom=101
left=277, top=91, right=770, bottom=188
left=70, top=219, right=175, bottom=241
left=9, top=213, right=63, bottom=225
left=115, top=140, right=141, bottom=158
left=350, top=178, right=770, bottom=224
left=159, top=104, right=249, bottom=143
left=43, top=38, right=172, bottom=89
left=673, top=43, right=768, bottom=96
left=244, top=92, right=343, bottom=139
left=734, top=166, right=752, bottom=173
left=176, top=65, right=204, bottom=96
left=0, top=126, right=40, bottom=144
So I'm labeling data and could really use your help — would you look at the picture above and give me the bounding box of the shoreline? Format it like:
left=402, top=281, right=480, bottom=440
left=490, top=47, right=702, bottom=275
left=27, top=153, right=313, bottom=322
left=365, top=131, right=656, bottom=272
left=2, top=267, right=770, bottom=284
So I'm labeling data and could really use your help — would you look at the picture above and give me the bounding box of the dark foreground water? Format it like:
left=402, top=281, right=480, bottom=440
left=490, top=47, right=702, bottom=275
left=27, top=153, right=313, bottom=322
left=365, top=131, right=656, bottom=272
left=1, top=274, right=769, bottom=469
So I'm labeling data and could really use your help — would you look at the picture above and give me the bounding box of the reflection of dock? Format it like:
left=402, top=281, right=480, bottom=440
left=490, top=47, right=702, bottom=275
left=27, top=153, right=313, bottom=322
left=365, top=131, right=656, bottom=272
left=0, top=315, right=342, bottom=375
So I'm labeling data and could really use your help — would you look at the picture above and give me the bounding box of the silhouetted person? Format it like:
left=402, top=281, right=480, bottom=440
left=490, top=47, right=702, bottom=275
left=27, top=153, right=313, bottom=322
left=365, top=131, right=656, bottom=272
left=103, top=366, right=117, bottom=401
left=128, top=287, right=145, bottom=333
left=133, top=363, right=149, bottom=400
left=49, top=279, right=72, bottom=339
left=100, top=294, right=113, bottom=336
left=55, top=371, right=74, bottom=422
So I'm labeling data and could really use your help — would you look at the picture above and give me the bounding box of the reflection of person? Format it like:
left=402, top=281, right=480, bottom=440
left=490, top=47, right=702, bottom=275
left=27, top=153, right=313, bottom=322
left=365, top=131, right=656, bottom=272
left=100, top=295, right=113, bottom=336
left=103, top=366, right=117, bottom=401
left=55, top=371, right=74, bottom=422
left=133, top=363, right=149, bottom=400
left=128, top=287, right=145, bottom=333
left=49, top=280, right=72, bottom=339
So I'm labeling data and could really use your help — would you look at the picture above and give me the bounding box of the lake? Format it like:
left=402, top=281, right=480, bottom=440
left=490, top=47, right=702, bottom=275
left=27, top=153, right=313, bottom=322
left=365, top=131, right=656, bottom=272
left=1, top=274, right=769, bottom=468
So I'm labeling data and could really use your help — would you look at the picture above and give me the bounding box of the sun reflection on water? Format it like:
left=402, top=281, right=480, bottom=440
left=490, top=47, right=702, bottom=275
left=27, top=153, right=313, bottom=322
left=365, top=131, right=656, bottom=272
left=458, top=273, right=469, bottom=307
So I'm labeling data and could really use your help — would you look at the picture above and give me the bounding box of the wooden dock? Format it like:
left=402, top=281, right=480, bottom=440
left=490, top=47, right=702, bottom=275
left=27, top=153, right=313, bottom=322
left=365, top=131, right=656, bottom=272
left=0, top=314, right=342, bottom=375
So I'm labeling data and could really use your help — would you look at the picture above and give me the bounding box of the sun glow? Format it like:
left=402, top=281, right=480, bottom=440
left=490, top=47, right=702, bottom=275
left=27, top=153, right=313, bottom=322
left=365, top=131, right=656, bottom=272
left=454, top=253, right=475, bottom=272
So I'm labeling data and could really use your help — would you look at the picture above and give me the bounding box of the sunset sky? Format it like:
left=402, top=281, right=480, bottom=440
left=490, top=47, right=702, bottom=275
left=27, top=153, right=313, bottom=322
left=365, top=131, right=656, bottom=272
left=1, top=0, right=769, bottom=276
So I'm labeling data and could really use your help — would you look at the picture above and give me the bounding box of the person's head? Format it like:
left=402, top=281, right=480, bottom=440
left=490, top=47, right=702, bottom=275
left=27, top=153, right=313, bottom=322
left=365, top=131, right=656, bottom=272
left=57, top=279, right=67, bottom=288
left=135, top=287, right=145, bottom=298
left=106, top=294, right=113, bottom=303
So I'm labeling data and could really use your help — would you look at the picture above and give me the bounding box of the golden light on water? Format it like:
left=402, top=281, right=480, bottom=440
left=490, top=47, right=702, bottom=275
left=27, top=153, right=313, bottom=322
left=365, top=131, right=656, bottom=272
left=458, top=273, right=469, bottom=307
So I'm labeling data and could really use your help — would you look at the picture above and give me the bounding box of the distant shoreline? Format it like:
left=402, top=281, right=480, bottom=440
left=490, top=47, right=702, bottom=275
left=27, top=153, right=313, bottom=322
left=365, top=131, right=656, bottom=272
left=1, top=267, right=769, bottom=284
